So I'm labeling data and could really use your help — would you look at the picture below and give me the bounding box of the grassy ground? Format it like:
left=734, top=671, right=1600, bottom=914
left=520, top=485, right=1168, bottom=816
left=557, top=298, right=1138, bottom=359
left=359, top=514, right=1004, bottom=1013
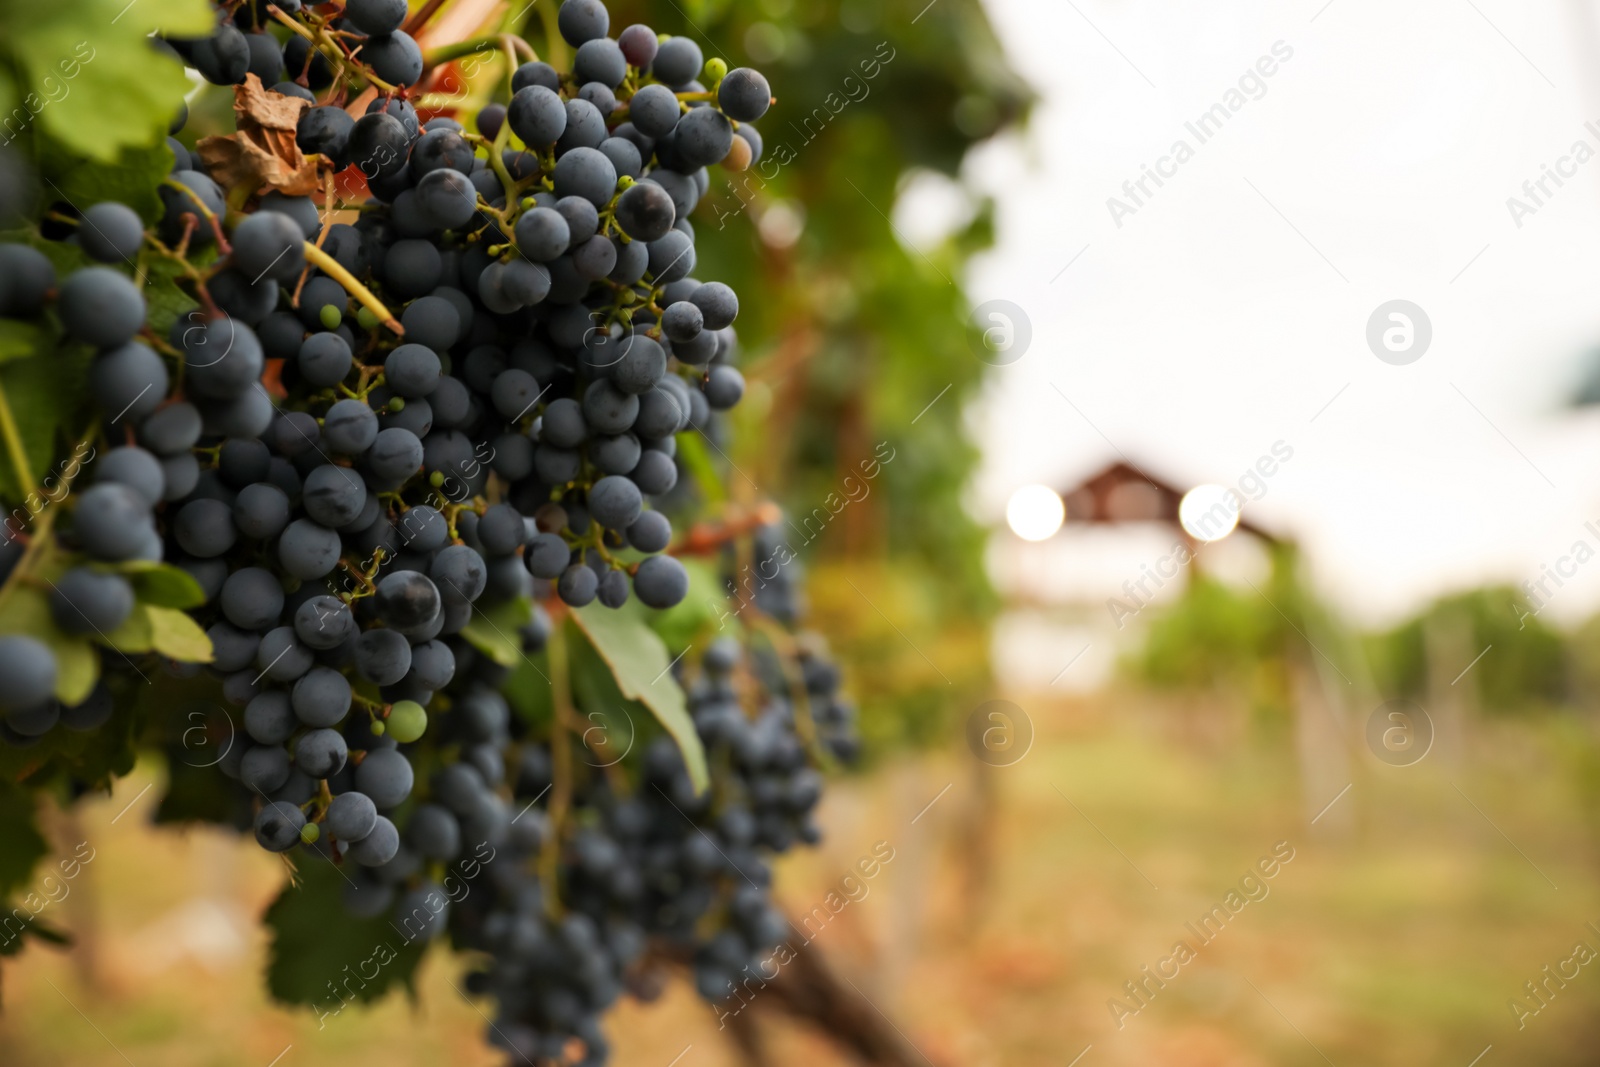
left=3, top=687, right=1599, bottom=1066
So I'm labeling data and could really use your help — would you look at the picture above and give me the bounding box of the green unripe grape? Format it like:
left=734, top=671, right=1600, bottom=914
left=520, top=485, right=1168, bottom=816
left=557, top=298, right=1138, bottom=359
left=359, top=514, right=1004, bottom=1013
left=616, top=175, right=636, bottom=192
left=299, top=822, right=320, bottom=844
left=704, top=58, right=728, bottom=83
left=429, top=471, right=445, bottom=487
left=319, top=303, right=342, bottom=330
left=356, top=306, right=379, bottom=330
left=521, top=197, right=537, bottom=211
left=370, top=720, right=386, bottom=736
left=389, top=397, right=406, bottom=413
left=618, top=288, right=637, bottom=306
left=387, top=700, right=427, bottom=743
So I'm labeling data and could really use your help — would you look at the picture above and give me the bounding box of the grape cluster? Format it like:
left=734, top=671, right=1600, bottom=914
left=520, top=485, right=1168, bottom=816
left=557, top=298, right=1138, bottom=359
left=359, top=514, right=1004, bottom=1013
left=0, top=203, right=183, bottom=740
left=0, top=1, right=858, bottom=1061
left=435, top=626, right=858, bottom=1062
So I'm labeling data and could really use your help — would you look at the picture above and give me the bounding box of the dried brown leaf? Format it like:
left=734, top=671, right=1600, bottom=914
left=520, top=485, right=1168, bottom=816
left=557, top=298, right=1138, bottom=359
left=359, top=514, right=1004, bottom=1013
left=194, top=74, right=319, bottom=197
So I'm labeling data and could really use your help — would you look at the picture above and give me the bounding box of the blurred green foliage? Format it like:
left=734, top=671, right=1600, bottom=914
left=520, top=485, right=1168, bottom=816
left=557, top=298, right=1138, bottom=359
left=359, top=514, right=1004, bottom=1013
left=1364, top=587, right=1566, bottom=712
left=1127, top=558, right=1573, bottom=719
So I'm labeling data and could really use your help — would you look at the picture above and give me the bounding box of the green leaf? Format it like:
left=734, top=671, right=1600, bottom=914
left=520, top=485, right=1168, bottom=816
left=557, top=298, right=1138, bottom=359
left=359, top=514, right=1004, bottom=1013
left=0, top=782, right=48, bottom=898
left=141, top=252, right=203, bottom=340
left=503, top=648, right=553, bottom=729
left=97, top=601, right=154, bottom=654
left=264, top=861, right=425, bottom=1009
left=0, top=319, right=53, bottom=365
left=33, top=136, right=174, bottom=225
left=9, top=0, right=212, bottom=163
left=0, top=61, right=18, bottom=120
left=155, top=748, right=254, bottom=829
left=145, top=605, right=212, bottom=663
left=567, top=638, right=648, bottom=770
left=0, top=339, right=93, bottom=504
left=674, top=432, right=727, bottom=506
left=52, top=634, right=98, bottom=706
left=460, top=596, right=533, bottom=668
left=116, top=560, right=206, bottom=609
left=571, top=602, right=707, bottom=792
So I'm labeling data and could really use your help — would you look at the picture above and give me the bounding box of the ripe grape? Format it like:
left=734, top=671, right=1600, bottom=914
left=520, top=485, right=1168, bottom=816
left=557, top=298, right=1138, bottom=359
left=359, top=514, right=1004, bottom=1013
left=0, top=636, right=57, bottom=713
left=508, top=86, right=567, bottom=147
left=718, top=68, right=772, bottom=123
left=255, top=801, right=306, bottom=852
left=557, top=0, right=609, bottom=46
left=348, top=814, right=400, bottom=864
left=360, top=31, right=424, bottom=87
left=355, top=747, right=414, bottom=808
left=294, top=727, right=348, bottom=777
left=327, top=790, right=378, bottom=841
left=79, top=202, right=144, bottom=264
left=59, top=267, right=146, bottom=348
left=345, top=0, right=407, bottom=35
left=632, top=554, right=688, bottom=608
left=230, top=211, right=305, bottom=282
left=292, top=666, right=352, bottom=726
left=652, top=36, right=703, bottom=86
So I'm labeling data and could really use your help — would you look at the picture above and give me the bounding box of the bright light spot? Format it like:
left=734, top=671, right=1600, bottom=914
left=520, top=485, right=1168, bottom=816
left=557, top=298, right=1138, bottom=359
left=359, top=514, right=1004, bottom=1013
left=1179, top=484, right=1241, bottom=542
left=893, top=169, right=975, bottom=250
left=1006, top=485, right=1065, bottom=541
left=758, top=201, right=804, bottom=248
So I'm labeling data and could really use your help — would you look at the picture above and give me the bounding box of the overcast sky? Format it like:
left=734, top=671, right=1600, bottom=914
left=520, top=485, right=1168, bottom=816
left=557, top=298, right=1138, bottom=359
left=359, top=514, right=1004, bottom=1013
left=920, top=0, right=1600, bottom=626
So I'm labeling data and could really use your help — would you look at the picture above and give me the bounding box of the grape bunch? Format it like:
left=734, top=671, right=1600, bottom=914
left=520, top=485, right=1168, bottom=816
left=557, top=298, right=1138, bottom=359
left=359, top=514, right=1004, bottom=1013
left=0, top=202, right=188, bottom=740
left=436, top=627, right=857, bottom=1062
left=0, top=0, right=861, bottom=1061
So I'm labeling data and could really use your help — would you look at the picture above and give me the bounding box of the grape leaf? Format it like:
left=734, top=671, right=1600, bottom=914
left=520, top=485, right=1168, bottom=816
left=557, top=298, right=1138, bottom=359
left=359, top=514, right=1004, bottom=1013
left=97, top=601, right=154, bottom=654
left=570, top=603, right=707, bottom=793
left=0, top=783, right=48, bottom=898
left=460, top=596, right=533, bottom=668
left=264, top=861, right=424, bottom=1010
left=0, top=320, right=54, bottom=366
left=115, top=560, right=206, bottom=609
left=142, top=253, right=202, bottom=340
left=32, top=136, right=175, bottom=224
left=51, top=634, right=99, bottom=706
left=145, top=605, right=213, bottom=663
left=7, top=0, right=212, bottom=163
left=566, top=636, right=649, bottom=773
left=0, top=341, right=93, bottom=504
left=674, top=432, right=727, bottom=506
left=503, top=648, right=553, bottom=729
left=155, top=751, right=254, bottom=830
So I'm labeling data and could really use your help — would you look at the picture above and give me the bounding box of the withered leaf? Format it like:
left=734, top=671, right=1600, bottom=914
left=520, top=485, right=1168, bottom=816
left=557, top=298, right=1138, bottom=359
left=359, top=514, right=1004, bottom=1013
left=194, top=74, right=320, bottom=197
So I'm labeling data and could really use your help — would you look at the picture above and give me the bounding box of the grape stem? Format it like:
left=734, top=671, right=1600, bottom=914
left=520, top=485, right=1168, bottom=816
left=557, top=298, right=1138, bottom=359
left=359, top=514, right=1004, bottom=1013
left=0, top=384, right=36, bottom=502
left=486, top=100, right=519, bottom=214
left=291, top=169, right=339, bottom=308
left=402, top=0, right=451, bottom=35
left=301, top=242, right=405, bottom=337
left=161, top=179, right=231, bottom=254
left=421, top=33, right=536, bottom=70
left=0, top=422, right=94, bottom=615
left=267, top=4, right=400, bottom=95
left=668, top=501, right=784, bottom=556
